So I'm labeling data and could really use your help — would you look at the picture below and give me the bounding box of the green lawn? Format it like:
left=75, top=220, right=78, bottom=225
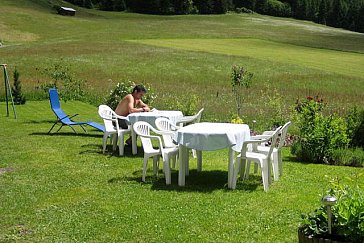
left=1, top=2, right=364, bottom=240
left=0, top=101, right=363, bottom=241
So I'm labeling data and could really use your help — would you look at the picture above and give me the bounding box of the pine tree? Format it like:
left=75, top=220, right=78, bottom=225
left=11, top=68, right=26, bottom=105
left=317, top=0, right=328, bottom=24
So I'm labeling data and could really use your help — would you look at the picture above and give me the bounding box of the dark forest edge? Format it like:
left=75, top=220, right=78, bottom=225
left=63, top=0, right=364, bottom=33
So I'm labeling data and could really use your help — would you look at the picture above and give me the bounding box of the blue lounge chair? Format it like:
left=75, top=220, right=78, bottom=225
left=48, top=88, right=105, bottom=134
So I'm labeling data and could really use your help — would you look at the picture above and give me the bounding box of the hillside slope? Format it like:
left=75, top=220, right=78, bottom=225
left=0, top=0, right=363, bottom=121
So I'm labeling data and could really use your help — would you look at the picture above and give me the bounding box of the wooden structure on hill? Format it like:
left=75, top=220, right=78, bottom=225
left=58, top=7, right=76, bottom=16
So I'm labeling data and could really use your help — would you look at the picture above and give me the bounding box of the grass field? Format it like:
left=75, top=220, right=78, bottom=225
left=1, top=101, right=363, bottom=241
left=0, top=0, right=364, bottom=123
left=1, top=1, right=364, bottom=241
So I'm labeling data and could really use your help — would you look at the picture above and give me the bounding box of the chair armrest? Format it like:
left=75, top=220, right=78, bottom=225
left=242, top=138, right=270, bottom=153
left=251, top=134, right=271, bottom=140
left=262, top=130, right=274, bottom=135
left=141, top=134, right=164, bottom=148
left=113, top=114, right=129, bottom=121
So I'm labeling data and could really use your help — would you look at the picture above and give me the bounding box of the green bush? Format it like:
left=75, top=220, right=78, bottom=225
left=38, top=62, right=86, bottom=102
left=105, top=80, right=156, bottom=110
left=299, top=174, right=364, bottom=242
left=346, top=106, right=364, bottom=148
left=292, top=96, right=350, bottom=163
left=331, top=148, right=364, bottom=167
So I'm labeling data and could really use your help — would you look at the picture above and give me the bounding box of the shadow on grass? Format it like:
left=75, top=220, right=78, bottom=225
left=24, top=119, right=55, bottom=124
left=30, top=132, right=103, bottom=138
left=108, top=169, right=261, bottom=193
left=80, top=143, right=145, bottom=158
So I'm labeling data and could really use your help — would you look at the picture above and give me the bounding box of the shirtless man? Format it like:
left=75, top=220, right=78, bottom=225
left=114, top=84, right=150, bottom=129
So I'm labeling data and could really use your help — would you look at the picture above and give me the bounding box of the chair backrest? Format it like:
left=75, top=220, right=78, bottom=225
left=48, top=88, right=72, bottom=123
left=155, top=117, right=179, bottom=147
left=98, top=105, right=117, bottom=133
left=133, top=121, right=160, bottom=154
left=265, top=126, right=282, bottom=159
left=278, top=121, right=292, bottom=148
left=177, top=108, right=205, bottom=126
left=194, top=108, right=204, bottom=123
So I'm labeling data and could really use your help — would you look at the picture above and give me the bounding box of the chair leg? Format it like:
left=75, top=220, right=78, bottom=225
left=163, top=155, right=171, bottom=185
left=118, top=134, right=125, bottom=156
left=79, top=124, right=87, bottom=133
left=261, top=160, right=269, bottom=192
left=102, top=133, right=108, bottom=153
left=272, top=151, right=279, bottom=181
left=48, top=122, right=58, bottom=134
left=240, top=159, right=247, bottom=180
left=65, top=125, right=77, bottom=133
left=245, top=160, right=251, bottom=179
left=232, top=157, right=242, bottom=189
left=142, top=156, right=148, bottom=182
left=278, top=150, right=283, bottom=177
left=112, top=134, right=118, bottom=151
left=153, top=156, right=159, bottom=176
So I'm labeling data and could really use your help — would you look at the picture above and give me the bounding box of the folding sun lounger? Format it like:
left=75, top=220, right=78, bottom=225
left=48, top=88, right=105, bottom=134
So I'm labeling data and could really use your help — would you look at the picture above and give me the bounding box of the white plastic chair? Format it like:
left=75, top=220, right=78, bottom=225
left=232, top=126, right=281, bottom=191
left=176, top=108, right=204, bottom=127
left=251, top=121, right=292, bottom=180
left=155, top=117, right=179, bottom=148
left=98, top=105, right=131, bottom=156
left=155, top=117, right=180, bottom=168
left=133, top=121, right=179, bottom=185
left=176, top=108, right=204, bottom=158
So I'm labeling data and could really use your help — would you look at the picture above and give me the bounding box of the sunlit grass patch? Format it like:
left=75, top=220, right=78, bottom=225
left=129, top=38, right=364, bottom=78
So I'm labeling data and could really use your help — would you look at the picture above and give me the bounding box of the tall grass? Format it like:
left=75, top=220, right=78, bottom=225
left=0, top=0, right=363, bottom=124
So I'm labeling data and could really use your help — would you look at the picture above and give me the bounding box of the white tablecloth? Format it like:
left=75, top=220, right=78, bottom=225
left=175, top=122, right=250, bottom=152
left=175, top=122, right=251, bottom=189
left=127, top=110, right=183, bottom=127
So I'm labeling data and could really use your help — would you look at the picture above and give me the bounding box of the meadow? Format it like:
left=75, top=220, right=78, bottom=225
left=1, top=0, right=364, bottom=122
left=1, top=0, right=364, bottom=241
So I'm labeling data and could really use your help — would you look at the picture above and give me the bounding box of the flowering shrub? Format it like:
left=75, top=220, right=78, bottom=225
left=105, top=80, right=156, bottom=110
left=230, top=114, right=244, bottom=124
left=291, top=96, right=350, bottom=163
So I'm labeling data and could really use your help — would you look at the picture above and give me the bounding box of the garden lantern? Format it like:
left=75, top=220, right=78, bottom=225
left=322, top=196, right=337, bottom=234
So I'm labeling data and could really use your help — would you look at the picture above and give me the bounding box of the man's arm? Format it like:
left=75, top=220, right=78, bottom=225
left=126, top=95, right=149, bottom=113
left=138, top=100, right=150, bottom=112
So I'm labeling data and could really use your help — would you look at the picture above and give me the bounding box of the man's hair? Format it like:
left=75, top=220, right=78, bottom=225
left=132, top=85, right=147, bottom=93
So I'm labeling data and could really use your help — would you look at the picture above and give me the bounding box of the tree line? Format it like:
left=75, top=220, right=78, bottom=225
left=64, top=0, right=364, bottom=32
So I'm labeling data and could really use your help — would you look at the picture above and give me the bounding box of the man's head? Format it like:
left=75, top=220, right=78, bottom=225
left=132, top=85, right=146, bottom=99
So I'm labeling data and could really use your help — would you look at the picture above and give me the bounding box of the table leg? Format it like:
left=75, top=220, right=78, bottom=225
left=228, top=148, right=235, bottom=189
left=178, top=144, right=187, bottom=186
left=197, top=150, right=202, bottom=172
left=131, top=128, right=137, bottom=155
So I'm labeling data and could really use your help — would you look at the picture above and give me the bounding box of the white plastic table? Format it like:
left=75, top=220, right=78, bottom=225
left=127, top=110, right=183, bottom=155
left=175, top=122, right=251, bottom=189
